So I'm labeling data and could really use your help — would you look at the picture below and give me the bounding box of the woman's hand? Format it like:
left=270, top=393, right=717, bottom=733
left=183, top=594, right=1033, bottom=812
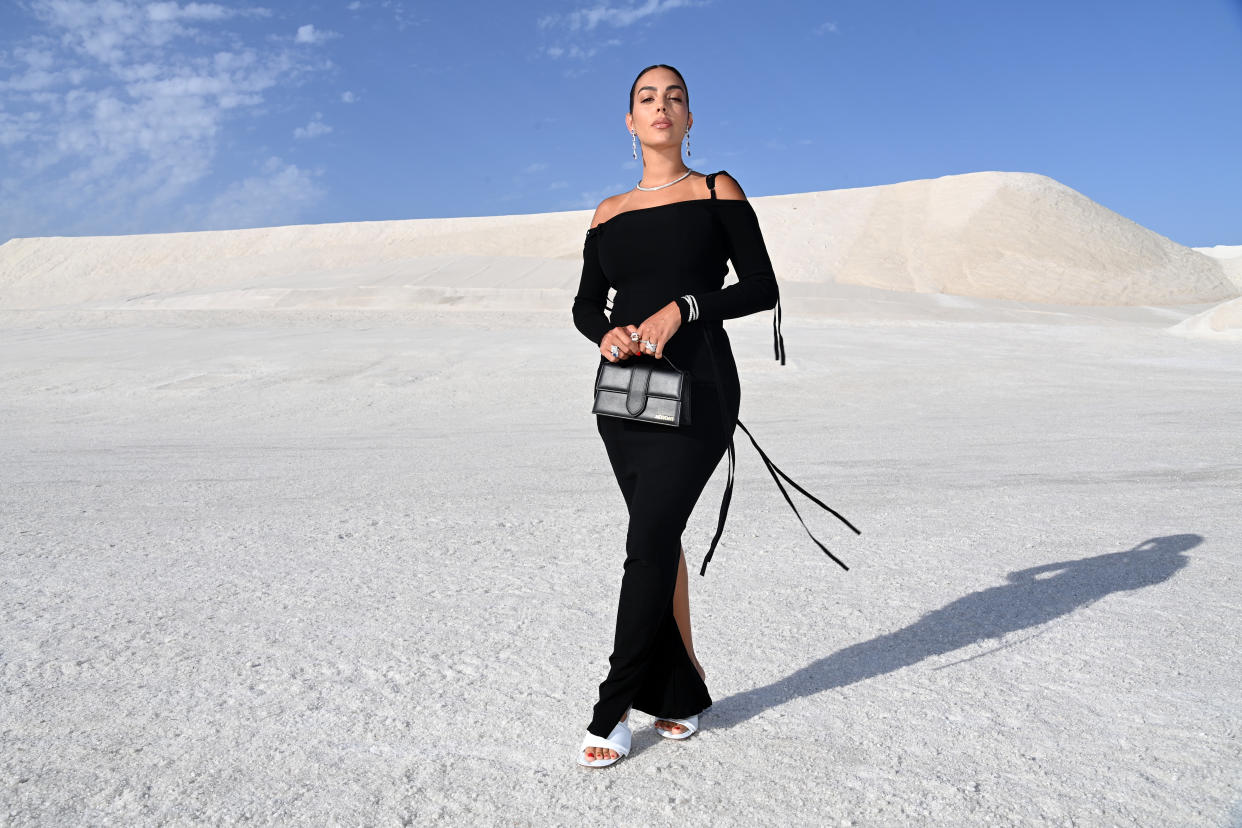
left=636, top=302, right=683, bottom=359
left=599, top=325, right=643, bottom=362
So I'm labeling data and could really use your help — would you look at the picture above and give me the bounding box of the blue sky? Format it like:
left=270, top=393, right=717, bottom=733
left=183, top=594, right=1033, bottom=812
left=1, top=0, right=1240, bottom=246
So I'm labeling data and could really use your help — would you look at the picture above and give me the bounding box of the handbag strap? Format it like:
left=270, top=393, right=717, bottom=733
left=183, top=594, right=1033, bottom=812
left=696, top=327, right=859, bottom=576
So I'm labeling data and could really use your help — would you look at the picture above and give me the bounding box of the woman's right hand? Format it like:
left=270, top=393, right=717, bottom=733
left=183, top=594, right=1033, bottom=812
left=600, top=325, right=642, bottom=362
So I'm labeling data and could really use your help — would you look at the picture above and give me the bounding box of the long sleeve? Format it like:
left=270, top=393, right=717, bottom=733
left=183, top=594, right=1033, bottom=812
left=690, top=200, right=780, bottom=323
left=572, top=227, right=614, bottom=346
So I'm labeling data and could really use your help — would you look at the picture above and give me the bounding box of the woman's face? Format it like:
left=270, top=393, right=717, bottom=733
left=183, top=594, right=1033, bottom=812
left=626, top=67, right=692, bottom=154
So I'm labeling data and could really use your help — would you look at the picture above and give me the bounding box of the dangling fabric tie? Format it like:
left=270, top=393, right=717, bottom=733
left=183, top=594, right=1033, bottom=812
left=697, top=328, right=859, bottom=576
left=772, top=296, right=785, bottom=365
left=699, top=437, right=735, bottom=576
left=736, top=420, right=859, bottom=569
left=697, top=419, right=859, bottom=576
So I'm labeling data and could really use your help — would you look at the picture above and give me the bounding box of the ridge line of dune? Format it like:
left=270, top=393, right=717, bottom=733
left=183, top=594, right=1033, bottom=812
left=1, top=171, right=1237, bottom=313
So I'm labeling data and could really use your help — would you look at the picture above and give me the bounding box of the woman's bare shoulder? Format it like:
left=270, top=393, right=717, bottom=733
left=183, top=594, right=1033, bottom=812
left=590, top=193, right=630, bottom=229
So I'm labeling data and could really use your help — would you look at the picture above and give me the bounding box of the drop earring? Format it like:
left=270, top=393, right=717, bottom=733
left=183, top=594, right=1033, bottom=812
left=631, top=129, right=637, bottom=159
left=685, top=127, right=691, bottom=157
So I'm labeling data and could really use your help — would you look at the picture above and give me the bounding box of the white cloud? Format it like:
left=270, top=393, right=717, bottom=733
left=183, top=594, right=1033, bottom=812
left=293, top=112, right=332, bottom=139
left=340, top=90, right=357, bottom=103
left=814, top=20, right=838, bottom=35
left=295, top=23, right=339, bottom=44
left=347, top=1, right=362, bottom=9
left=544, top=44, right=599, bottom=60
left=146, top=3, right=271, bottom=23
left=539, top=1, right=695, bottom=62
left=197, top=157, right=323, bottom=230
left=541, top=0, right=702, bottom=32
left=29, top=1, right=273, bottom=65
left=379, top=0, right=415, bottom=31
left=0, top=0, right=331, bottom=240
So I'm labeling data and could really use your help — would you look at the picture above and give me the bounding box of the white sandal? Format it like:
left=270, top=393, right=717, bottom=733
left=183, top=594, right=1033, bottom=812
left=576, top=709, right=631, bottom=768
left=654, top=713, right=699, bottom=740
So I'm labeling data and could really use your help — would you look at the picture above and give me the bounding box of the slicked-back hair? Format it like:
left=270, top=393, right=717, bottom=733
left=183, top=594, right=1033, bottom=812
left=628, top=64, right=689, bottom=113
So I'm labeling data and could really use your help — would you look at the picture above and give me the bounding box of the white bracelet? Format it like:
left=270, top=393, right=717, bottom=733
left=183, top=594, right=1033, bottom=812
left=681, top=294, right=699, bottom=322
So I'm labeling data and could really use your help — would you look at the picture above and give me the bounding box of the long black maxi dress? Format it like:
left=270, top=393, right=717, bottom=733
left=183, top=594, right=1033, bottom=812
left=571, top=170, right=781, bottom=740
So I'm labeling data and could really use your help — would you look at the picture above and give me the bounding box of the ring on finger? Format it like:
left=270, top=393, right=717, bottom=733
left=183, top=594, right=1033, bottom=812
left=610, top=344, right=620, bottom=358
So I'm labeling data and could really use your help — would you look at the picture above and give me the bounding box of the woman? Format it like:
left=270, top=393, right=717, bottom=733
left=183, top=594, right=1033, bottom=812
left=571, top=64, right=783, bottom=768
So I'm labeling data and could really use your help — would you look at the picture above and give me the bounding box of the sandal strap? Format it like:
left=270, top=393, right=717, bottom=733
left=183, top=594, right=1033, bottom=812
left=580, top=722, right=631, bottom=755
left=656, top=715, right=698, bottom=734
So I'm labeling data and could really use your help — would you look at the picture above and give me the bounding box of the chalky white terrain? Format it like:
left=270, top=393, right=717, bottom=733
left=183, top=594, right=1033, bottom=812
left=2, top=172, right=1238, bottom=824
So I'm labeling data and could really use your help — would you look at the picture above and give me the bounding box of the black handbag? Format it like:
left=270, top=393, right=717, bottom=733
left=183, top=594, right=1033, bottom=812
left=592, top=355, right=691, bottom=427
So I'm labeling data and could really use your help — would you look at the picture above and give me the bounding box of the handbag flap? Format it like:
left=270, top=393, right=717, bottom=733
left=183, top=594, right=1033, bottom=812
left=596, top=360, right=684, bottom=400
left=596, top=362, right=631, bottom=393
left=645, top=367, right=683, bottom=399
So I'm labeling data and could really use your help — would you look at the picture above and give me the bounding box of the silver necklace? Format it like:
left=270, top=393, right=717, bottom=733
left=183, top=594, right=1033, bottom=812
left=636, top=168, right=693, bottom=191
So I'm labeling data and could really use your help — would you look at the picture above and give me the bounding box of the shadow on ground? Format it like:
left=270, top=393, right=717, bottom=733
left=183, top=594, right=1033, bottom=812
left=713, top=534, right=1199, bottom=729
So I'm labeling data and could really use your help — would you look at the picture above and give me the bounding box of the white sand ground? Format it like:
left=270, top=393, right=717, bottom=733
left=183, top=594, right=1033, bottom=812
left=2, top=308, right=1239, bottom=825
left=2, top=171, right=1240, bottom=824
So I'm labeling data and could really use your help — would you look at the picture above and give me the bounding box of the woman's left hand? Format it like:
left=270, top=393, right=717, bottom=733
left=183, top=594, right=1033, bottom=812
left=637, top=301, right=683, bottom=359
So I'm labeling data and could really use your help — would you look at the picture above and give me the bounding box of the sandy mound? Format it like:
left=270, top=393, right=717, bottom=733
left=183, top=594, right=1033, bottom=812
left=0, top=211, right=588, bottom=310
left=1170, top=295, right=1242, bottom=340
left=0, top=171, right=1235, bottom=311
left=1192, top=244, right=1242, bottom=291
left=757, top=172, right=1236, bottom=305
left=1193, top=244, right=1242, bottom=260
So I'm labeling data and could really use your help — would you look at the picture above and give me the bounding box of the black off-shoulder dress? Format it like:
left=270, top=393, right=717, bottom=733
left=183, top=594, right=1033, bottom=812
left=571, top=171, right=783, bottom=739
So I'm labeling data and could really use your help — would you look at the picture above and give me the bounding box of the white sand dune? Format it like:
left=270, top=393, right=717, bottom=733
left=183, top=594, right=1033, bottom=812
left=761, top=172, right=1236, bottom=305
left=1, top=171, right=1236, bottom=314
left=1192, top=244, right=1242, bottom=291
left=0, top=212, right=588, bottom=311
left=1171, top=295, right=1242, bottom=340
left=1173, top=248, right=1242, bottom=339
left=1193, top=243, right=1242, bottom=259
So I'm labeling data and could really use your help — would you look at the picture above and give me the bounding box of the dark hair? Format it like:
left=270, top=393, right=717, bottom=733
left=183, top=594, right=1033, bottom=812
left=628, top=64, right=689, bottom=113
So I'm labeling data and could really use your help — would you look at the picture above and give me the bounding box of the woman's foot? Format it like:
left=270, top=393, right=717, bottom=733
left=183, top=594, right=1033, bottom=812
left=581, top=709, right=628, bottom=763
left=655, top=662, right=706, bottom=735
